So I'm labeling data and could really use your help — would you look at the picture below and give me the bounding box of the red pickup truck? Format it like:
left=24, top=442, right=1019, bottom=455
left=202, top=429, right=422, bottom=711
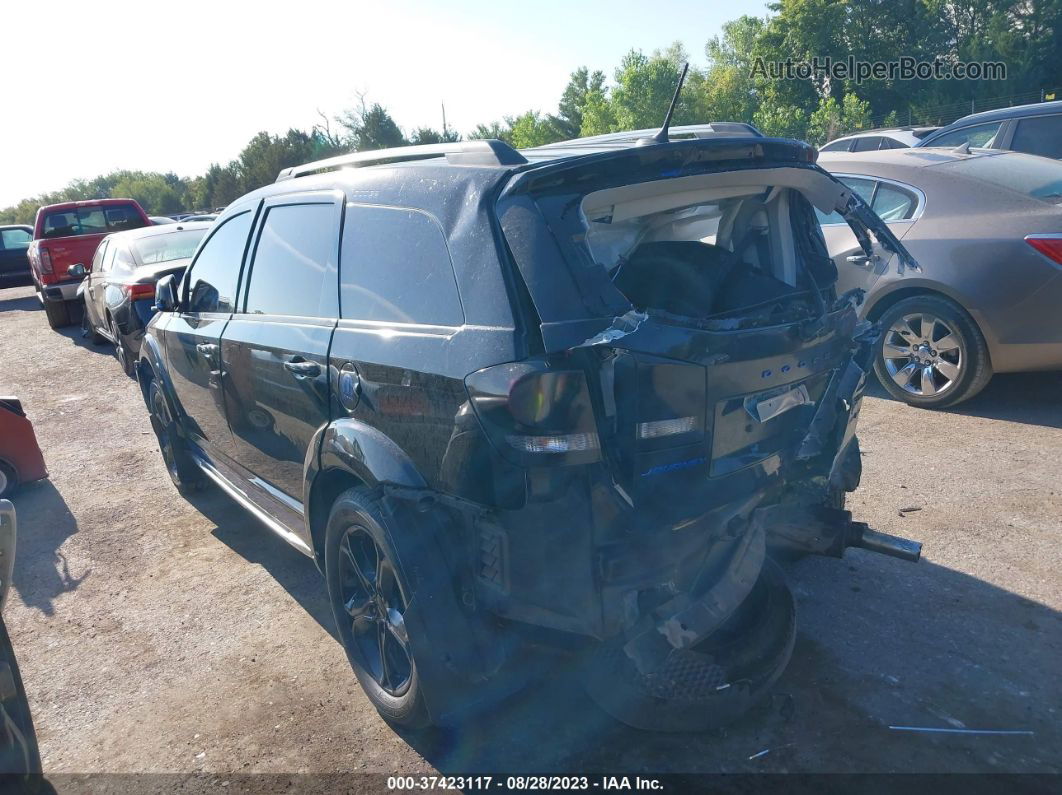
left=27, top=199, right=151, bottom=328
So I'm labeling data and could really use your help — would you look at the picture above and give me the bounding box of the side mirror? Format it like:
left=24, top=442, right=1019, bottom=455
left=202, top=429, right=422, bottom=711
left=154, top=274, right=178, bottom=313
left=68, top=263, right=87, bottom=278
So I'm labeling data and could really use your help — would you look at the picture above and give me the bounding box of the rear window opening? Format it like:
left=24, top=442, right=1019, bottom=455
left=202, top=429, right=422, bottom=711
left=576, top=172, right=843, bottom=326
left=42, top=205, right=146, bottom=239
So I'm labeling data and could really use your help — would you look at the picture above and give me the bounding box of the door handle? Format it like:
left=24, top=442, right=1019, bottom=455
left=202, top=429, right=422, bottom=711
left=195, top=342, right=219, bottom=358
left=284, top=359, right=321, bottom=378
left=846, top=254, right=879, bottom=267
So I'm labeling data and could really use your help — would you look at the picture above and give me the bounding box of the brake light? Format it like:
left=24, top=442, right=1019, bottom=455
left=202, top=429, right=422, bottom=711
left=466, top=361, right=601, bottom=466
left=1025, top=235, right=1062, bottom=266
left=39, top=248, right=53, bottom=274
left=122, top=282, right=157, bottom=300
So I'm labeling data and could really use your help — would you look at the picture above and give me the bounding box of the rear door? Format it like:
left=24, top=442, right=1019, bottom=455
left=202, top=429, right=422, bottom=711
left=820, top=175, right=922, bottom=295
left=220, top=193, right=341, bottom=527
left=161, top=209, right=256, bottom=462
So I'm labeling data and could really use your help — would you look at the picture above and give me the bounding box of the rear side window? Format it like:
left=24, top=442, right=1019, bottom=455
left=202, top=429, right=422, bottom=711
left=1010, top=115, right=1062, bottom=160
left=851, top=136, right=882, bottom=152
left=872, top=184, right=917, bottom=221
left=185, top=211, right=253, bottom=313
left=244, top=203, right=338, bottom=317
left=340, top=205, right=463, bottom=326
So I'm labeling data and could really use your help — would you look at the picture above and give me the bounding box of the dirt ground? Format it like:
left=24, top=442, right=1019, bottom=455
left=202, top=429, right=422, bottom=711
left=1, top=282, right=1060, bottom=777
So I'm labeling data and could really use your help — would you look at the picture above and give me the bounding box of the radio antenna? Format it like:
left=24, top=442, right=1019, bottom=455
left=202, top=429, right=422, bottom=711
left=650, top=62, right=690, bottom=144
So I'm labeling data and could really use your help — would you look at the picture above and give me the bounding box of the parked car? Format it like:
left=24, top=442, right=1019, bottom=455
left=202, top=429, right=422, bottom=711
left=137, top=133, right=921, bottom=731
left=818, top=147, right=1062, bottom=407
left=0, top=399, right=47, bottom=499
left=0, top=501, right=42, bottom=776
left=0, top=226, right=33, bottom=288
left=178, top=214, right=217, bottom=223
left=150, top=216, right=177, bottom=225
left=915, top=99, right=1062, bottom=159
left=26, top=199, right=151, bottom=329
left=820, top=126, right=939, bottom=152
left=78, top=222, right=210, bottom=376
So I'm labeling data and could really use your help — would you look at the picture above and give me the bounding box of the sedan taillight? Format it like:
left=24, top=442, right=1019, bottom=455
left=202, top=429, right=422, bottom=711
left=122, top=283, right=157, bottom=301
left=1024, top=235, right=1062, bottom=266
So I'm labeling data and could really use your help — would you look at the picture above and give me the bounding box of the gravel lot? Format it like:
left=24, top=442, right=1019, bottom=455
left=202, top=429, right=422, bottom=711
left=1, top=282, right=1060, bottom=776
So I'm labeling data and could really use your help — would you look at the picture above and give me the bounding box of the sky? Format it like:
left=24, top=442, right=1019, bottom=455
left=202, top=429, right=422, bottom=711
left=0, top=0, right=769, bottom=208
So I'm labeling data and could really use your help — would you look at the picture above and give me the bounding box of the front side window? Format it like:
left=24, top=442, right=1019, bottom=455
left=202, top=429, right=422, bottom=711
left=184, top=211, right=253, bottom=313
left=340, top=205, right=463, bottom=326
left=926, top=121, right=1002, bottom=149
left=1010, top=115, right=1062, bottom=160
left=1, top=228, right=31, bottom=249
left=244, top=203, right=337, bottom=317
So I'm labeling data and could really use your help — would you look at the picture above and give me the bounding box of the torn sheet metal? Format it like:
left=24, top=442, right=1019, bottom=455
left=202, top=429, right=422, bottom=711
left=582, top=310, right=648, bottom=346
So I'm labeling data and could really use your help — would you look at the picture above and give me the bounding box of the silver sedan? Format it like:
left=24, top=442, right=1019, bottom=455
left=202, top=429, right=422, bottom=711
left=818, top=147, right=1062, bottom=408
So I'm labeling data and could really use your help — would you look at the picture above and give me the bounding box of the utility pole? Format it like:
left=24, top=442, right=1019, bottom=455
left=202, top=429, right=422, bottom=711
left=441, top=102, right=449, bottom=139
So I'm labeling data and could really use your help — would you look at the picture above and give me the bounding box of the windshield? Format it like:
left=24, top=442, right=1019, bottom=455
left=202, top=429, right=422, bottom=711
left=42, top=205, right=146, bottom=238
left=936, top=153, right=1062, bottom=202
left=132, top=228, right=208, bottom=265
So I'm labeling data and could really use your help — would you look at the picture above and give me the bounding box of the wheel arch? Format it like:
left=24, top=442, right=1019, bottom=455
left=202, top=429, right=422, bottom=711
left=865, top=283, right=994, bottom=369
left=304, top=419, right=430, bottom=570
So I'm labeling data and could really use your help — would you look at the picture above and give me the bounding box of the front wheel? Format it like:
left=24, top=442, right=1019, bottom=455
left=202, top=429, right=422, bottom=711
left=324, top=487, right=430, bottom=729
left=873, top=295, right=992, bottom=409
left=147, top=380, right=203, bottom=495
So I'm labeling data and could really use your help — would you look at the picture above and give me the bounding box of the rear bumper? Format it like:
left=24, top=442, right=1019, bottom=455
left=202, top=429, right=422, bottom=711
left=40, top=281, right=81, bottom=302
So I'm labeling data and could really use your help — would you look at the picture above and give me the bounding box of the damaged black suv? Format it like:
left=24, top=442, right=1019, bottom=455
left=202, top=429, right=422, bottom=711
left=138, top=125, right=922, bottom=730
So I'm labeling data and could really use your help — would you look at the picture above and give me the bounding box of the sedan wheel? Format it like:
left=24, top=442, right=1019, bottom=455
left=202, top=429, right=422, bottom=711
left=882, top=312, right=962, bottom=398
left=873, top=295, right=992, bottom=409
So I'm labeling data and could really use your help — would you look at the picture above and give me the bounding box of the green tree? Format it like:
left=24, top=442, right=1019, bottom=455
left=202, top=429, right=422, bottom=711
left=337, top=99, right=407, bottom=151
left=409, top=127, right=460, bottom=145
left=506, top=111, right=563, bottom=148
left=550, top=67, right=607, bottom=139
left=467, top=121, right=513, bottom=142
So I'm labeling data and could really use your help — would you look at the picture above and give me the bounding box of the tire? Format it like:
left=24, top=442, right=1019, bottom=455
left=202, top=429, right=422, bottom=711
left=582, top=559, right=795, bottom=732
left=0, top=461, right=17, bottom=499
left=43, top=299, right=72, bottom=329
left=147, top=380, right=204, bottom=495
left=324, top=487, right=430, bottom=729
left=81, top=302, right=106, bottom=345
left=873, top=295, right=992, bottom=409
left=109, top=315, right=135, bottom=377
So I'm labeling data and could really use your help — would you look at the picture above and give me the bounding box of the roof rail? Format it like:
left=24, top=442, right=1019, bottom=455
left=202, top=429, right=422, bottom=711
left=542, top=123, right=764, bottom=149
left=275, top=139, right=527, bottom=182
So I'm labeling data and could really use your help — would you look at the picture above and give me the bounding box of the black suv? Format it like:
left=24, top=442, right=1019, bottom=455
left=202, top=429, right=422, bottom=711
left=138, top=129, right=921, bottom=730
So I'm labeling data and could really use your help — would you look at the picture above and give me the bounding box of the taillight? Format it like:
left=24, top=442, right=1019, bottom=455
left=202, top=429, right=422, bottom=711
left=465, top=361, right=601, bottom=466
left=122, top=282, right=157, bottom=301
left=1025, top=235, right=1062, bottom=266
left=39, top=248, right=53, bottom=274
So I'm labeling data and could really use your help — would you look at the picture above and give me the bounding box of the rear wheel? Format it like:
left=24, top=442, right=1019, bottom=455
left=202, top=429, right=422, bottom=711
left=147, top=380, right=203, bottom=495
left=324, top=487, right=430, bottom=729
left=43, top=300, right=72, bottom=329
left=874, top=295, right=992, bottom=409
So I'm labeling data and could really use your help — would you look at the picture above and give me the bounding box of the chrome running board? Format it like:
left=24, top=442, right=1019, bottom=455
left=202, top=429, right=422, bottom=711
left=193, top=454, right=313, bottom=557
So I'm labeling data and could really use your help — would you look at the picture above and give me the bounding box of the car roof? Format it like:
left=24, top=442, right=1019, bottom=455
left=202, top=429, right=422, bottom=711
left=38, top=198, right=143, bottom=213
left=927, top=100, right=1062, bottom=132
left=102, top=220, right=212, bottom=244
left=0, top=224, right=32, bottom=230
left=817, top=147, right=1051, bottom=178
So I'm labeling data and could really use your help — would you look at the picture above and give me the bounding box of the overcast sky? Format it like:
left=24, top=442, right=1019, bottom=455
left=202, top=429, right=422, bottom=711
left=0, top=0, right=768, bottom=208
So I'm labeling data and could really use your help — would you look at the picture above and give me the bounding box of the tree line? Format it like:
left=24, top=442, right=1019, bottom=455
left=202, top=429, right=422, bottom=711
left=3, top=0, right=1058, bottom=224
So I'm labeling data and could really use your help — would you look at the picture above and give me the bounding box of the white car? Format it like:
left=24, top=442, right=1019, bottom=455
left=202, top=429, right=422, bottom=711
left=820, top=127, right=939, bottom=152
